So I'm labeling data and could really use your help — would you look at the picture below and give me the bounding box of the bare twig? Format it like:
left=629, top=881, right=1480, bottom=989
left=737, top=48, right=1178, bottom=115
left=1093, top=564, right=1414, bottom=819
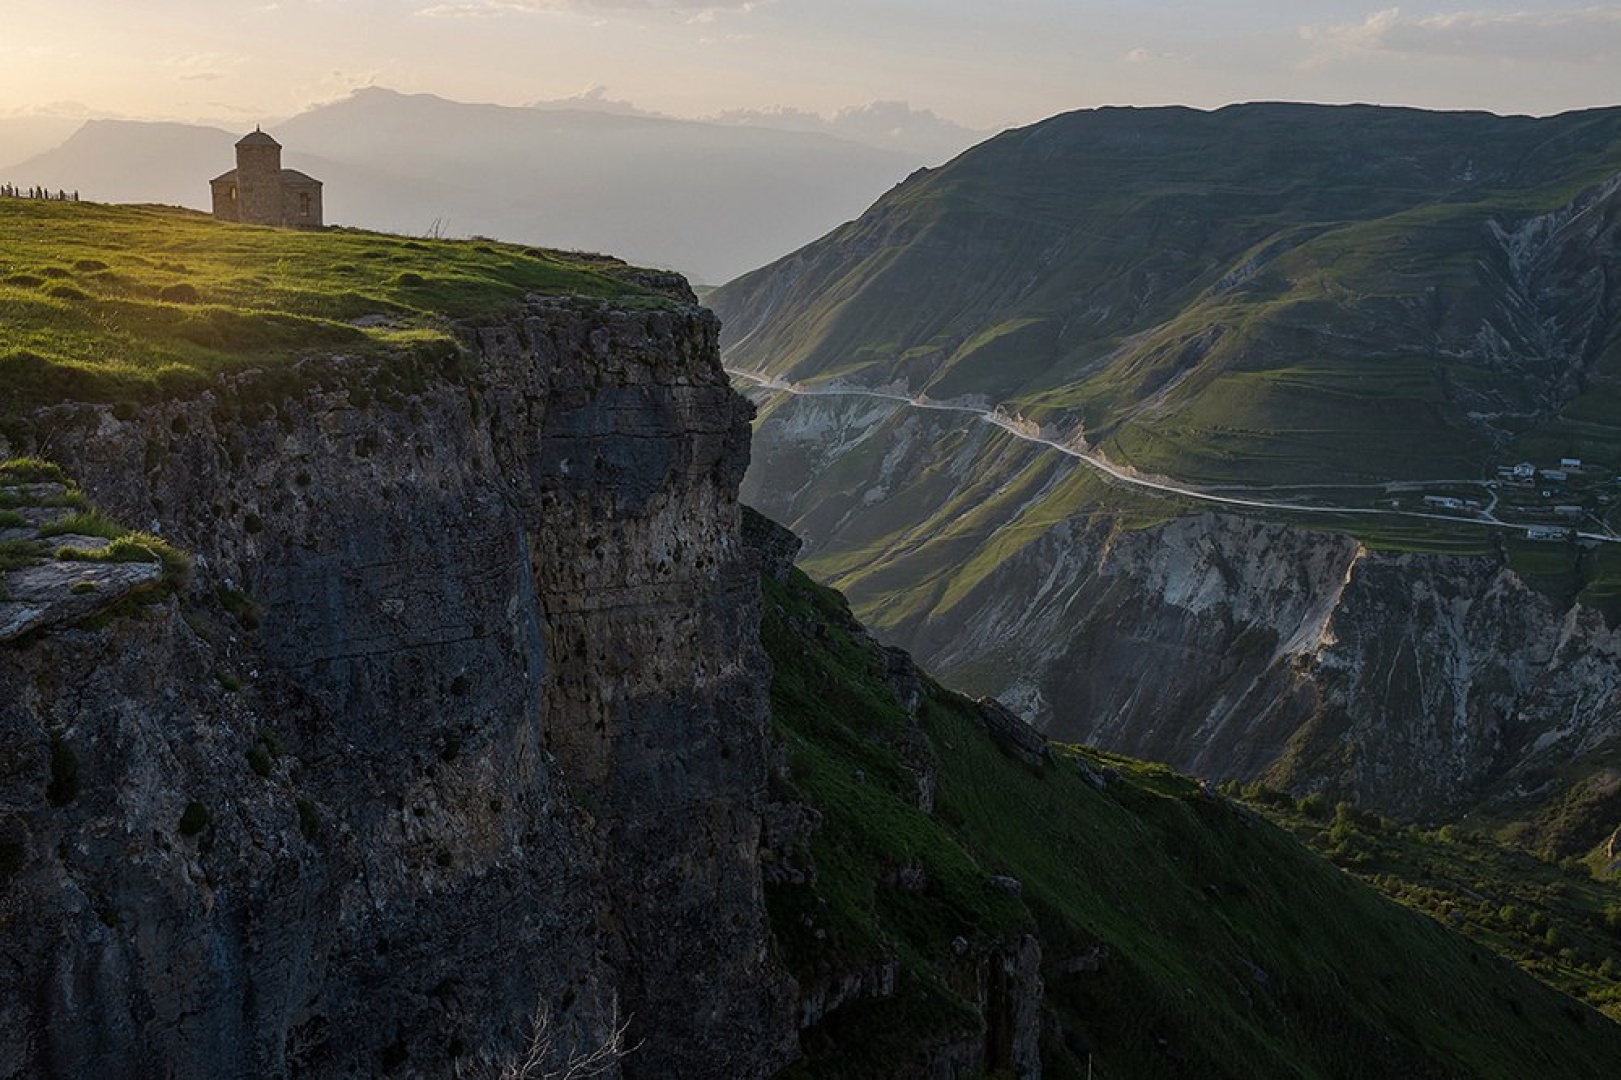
left=499, top=1001, right=638, bottom=1080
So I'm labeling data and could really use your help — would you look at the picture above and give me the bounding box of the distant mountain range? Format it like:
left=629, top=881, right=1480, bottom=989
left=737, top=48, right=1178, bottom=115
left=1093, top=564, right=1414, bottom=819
left=0, top=115, right=83, bottom=173
left=0, top=88, right=971, bottom=283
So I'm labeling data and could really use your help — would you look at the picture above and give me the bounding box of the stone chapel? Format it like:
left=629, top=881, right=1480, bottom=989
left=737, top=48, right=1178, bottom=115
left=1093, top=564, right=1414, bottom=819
left=210, top=128, right=323, bottom=228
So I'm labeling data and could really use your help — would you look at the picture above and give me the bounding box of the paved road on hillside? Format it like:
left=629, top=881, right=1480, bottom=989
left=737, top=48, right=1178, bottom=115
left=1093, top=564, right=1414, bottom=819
left=728, top=369, right=1621, bottom=545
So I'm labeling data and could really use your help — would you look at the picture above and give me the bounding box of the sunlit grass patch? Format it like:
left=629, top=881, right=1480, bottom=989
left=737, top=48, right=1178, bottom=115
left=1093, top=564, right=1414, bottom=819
left=0, top=199, right=674, bottom=418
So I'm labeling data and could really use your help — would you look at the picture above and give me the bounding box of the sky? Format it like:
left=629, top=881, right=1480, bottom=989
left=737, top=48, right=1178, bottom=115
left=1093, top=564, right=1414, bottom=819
left=0, top=1, right=1618, bottom=136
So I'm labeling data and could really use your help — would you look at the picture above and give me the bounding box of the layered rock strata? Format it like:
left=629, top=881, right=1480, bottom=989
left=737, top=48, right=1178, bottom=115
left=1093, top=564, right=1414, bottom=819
left=742, top=392, right=1621, bottom=824
left=0, top=298, right=795, bottom=1077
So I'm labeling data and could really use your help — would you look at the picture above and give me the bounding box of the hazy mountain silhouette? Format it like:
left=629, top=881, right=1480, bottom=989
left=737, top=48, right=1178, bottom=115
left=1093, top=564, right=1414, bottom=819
left=0, top=115, right=84, bottom=175
left=704, top=100, right=986, bottom=160
left=523, top=88, right=988, bottom=160
left=1, top=119, right=239, bottom=205
left=1, top=88, right=923, bottom=283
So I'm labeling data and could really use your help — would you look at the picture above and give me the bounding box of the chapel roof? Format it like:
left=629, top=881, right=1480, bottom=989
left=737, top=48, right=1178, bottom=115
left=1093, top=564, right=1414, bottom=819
left=236, top=128, right=280, bottom=148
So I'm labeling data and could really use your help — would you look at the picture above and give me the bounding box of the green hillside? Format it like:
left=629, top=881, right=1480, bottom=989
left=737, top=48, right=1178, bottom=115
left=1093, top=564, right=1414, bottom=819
left=760, top=550, right=1621, bottom=1077
left=0, top=198, right=671, bottom=430
left=715, top=103, right=1621, bottom=488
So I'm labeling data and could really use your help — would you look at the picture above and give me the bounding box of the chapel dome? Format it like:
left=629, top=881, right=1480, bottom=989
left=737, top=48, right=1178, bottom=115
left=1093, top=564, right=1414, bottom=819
left=236, top=128, right=280, bottom=149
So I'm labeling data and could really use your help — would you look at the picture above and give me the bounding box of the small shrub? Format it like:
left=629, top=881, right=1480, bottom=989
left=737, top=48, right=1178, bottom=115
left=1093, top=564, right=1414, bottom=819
left=178, top=800, right=210, bottom=837
left=0, top=817, right=26, bottom=882
left=247, top=742, right=273, bottom=777
left=159, top=283, right=200, bottom=304
left=296, top=797, right=322, bottom=842
left=46, top=736, right=79, bottom=806
left=218, top=586, right=261, bottom=630
left=0, top=834, right=25, bottom=885
left=1602, top=905, right=1621, bottom=937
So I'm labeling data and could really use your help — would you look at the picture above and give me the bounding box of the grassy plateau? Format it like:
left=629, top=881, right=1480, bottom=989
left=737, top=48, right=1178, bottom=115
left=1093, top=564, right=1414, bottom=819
left=0, top=198, right=669, bottom=424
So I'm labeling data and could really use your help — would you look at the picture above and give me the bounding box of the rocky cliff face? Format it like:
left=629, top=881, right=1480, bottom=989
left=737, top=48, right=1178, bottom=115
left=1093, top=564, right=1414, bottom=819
left=930, top=509, right=1621, bottom=822
left=0, top=299, right=795, bottom=1077
left=741, top=392, right=1621, bottom=826
left=940, top=509, right=1621, bottom=820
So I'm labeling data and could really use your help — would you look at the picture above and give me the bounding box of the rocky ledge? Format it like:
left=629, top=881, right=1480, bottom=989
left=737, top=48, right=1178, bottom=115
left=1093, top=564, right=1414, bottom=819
left=0, top=479, right=167, bottom=643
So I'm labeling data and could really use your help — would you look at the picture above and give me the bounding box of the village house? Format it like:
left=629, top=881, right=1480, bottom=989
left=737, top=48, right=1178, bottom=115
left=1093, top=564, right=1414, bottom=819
left=211, top=128, right=322, bottom=228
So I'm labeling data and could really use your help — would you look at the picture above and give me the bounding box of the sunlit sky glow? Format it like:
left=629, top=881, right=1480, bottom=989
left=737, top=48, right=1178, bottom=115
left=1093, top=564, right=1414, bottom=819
left=1, top=1, right=1618, bottom=132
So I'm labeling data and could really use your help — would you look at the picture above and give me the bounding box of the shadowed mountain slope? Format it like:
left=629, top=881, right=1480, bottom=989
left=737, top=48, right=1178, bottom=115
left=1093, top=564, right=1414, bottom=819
left=754, top=527, right=1621, bottom=1078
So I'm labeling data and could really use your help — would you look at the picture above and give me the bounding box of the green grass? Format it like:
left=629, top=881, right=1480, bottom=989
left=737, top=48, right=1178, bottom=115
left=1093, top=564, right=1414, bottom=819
left=0, top=457, right=190, bottom=595
left=720, top=106, right=1621, bottom=496
left=0, top=199, right=674, bottom=420
left=1231, top=783, right=1621, bottom=1023
left=724, top=106, right=1621, bottom=645
left=760, top=561, right=1621, bottom=1077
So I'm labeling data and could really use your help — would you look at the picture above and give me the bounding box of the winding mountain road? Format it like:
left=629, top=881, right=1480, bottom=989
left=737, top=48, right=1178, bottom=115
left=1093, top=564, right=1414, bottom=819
left=728, top=369, right=1621, bottom=545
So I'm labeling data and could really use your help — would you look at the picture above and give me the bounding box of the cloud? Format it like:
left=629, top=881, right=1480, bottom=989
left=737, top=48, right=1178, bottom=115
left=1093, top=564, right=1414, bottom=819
left=705, top=100, right=987, bottom=158
left=417, top=0, right=761, bottom=17
left=169, top=52, right=245, bottom=84
left=1123, top=47, right=1186, bottom=65
left=1302, top=6, right=1621, bottom=64
left=528, top=85, right=669, bottom=115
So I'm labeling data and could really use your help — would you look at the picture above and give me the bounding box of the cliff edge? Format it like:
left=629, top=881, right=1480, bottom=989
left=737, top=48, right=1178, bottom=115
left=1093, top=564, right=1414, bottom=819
left=0, top=294, right=795, bottom=1077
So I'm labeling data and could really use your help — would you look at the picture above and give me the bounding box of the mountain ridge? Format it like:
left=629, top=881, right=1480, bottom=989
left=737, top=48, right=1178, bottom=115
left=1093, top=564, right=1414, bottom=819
left=714, top=101, right=1621, bottom=833
left=1, top=87, right=926, bottom=283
